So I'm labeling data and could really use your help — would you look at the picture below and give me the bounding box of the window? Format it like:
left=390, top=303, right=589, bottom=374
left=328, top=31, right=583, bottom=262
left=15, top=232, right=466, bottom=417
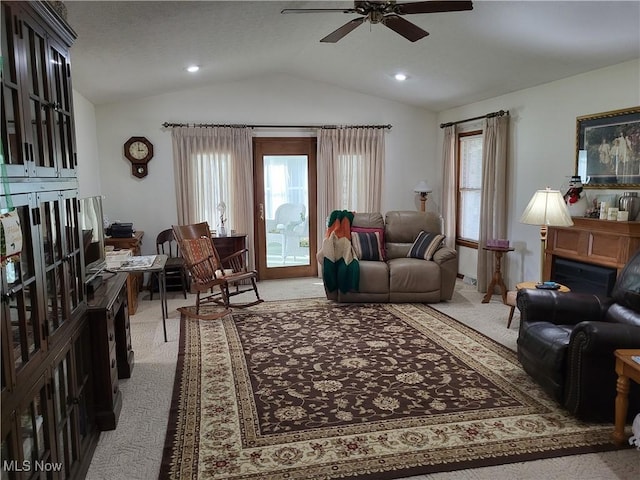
left=337, top=154, right=367, bottom=211
left=193, top=151, right=232, bottom=230
left=457, top=131, right=483, bottom=246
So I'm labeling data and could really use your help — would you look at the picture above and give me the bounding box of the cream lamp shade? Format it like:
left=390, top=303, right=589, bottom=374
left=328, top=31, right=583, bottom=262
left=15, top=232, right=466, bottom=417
left=414, top=181, right=432, bottom=194
left=520, top=188, right=574, bottom=282
left=414, top=181, right=432, bottom=212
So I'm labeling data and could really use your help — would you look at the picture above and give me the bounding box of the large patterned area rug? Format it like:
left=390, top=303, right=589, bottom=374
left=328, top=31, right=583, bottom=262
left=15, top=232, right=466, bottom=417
left=160, top=299, right=619, bottom=480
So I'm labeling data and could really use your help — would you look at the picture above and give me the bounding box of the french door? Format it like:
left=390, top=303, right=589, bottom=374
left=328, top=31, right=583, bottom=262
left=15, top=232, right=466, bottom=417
left=253, top=137, right=317, bottom=280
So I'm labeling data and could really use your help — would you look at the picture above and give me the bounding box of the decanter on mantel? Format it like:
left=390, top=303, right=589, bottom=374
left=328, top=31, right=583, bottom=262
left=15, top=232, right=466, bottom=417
left=618, top=192, right=640, bottom=221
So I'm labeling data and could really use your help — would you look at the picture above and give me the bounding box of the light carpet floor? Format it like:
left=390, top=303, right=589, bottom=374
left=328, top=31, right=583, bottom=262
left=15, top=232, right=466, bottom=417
left=85, top=278, right=639, bottom=480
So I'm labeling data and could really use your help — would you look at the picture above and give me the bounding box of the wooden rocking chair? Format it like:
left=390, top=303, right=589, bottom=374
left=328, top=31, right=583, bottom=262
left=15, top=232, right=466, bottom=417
left=172, top=222, right=262, bottom=314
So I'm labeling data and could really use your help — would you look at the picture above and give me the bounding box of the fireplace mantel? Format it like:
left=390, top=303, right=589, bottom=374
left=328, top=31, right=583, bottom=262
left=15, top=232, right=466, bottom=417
left=544, top=217, right=640, bottom=280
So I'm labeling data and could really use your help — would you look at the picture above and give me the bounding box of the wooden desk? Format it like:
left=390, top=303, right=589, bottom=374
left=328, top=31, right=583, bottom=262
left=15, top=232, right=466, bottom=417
left=86, top=272, right=132, bottom=430
left=105, top=230, right=144, bottom=254
left=613, top=349, right=640, bottom=445
left=482, top=246, right=514, bottom=304
left=106, top=231, right=144, bottom=315
left=212, top=234, right=246, bottom=266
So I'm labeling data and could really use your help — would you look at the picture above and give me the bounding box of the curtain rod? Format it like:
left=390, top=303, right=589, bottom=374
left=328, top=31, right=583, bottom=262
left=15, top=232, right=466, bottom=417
left=161, top=122, right=392, bottom=130
left=439, top=109, right=509, bottom=129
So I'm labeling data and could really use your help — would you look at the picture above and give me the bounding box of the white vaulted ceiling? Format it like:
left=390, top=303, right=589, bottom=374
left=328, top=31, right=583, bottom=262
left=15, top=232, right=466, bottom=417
left=65, top=1, right=640, bottom=110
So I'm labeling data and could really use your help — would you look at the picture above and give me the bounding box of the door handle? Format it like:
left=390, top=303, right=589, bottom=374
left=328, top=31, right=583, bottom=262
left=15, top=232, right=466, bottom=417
left=259, top=203, right=264, bottom=221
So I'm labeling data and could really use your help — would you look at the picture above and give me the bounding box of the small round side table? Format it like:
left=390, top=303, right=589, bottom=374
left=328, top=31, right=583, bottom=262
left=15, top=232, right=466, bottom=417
left=505, top=282, right=571, bottom=328
left=481, top=246, right=515, bottom=304
left=515, top=281, right=570, bottom=292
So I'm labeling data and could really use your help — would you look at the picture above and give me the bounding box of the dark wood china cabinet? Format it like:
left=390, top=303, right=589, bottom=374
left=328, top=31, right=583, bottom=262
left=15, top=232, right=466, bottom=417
left=1, top=2, right=99, bottom=479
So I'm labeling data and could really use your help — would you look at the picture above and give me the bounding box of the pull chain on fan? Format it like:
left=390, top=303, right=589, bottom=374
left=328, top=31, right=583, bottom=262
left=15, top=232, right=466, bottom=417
left=281, top=1, right=473, bottom=43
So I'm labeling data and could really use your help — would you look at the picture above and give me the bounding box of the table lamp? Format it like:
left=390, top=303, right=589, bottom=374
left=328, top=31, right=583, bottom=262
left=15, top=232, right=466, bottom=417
left=414, top=181, right=432, bottom=212
left=520, top=187, right=574, bottom=282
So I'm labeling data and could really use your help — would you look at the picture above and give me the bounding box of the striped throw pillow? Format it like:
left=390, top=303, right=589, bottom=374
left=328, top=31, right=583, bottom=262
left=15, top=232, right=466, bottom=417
left=351, top=231, right=384, bottom=261
left=407, top=231, right=445, bottom=261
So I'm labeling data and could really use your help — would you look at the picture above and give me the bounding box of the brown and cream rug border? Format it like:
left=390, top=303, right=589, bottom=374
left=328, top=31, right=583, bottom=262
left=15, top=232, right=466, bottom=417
left=160, top=299, right=621, bottom=480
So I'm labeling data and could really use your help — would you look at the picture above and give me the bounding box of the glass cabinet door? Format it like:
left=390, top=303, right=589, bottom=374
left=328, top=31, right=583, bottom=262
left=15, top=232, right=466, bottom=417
left=62, top=194, right=83, bottom=313
left=48, top=38, right=76, bottom=176
left=73, top=325, right=94, bottom=458
left=38, top=192, right=65, bottom=338
left=19, top=376, right=55, bottom=480
left=51, top=347, right=79, bottom=478
left=21, top=13, right=56, bottom=178
left=0, top=2, right=28, bottom=177
left=37, top=191, right=84, bottom=341
left=1, top=193, right=45, bottom=388
left=1, top=423, right=18, bottom=480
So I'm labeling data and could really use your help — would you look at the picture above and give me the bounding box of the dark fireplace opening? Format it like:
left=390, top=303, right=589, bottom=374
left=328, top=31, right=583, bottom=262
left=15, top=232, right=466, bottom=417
left=551, top=257, right=617, bottom=296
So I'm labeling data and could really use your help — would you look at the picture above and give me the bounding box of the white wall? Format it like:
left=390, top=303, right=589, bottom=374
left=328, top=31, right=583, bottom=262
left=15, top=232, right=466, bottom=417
left=76, top=60, right=640, bottom=279
left=84, top=73, right=436, bottom=255
left=74, top=90, right=101, bottom=198
left=437, top=60, right=640, bottom=287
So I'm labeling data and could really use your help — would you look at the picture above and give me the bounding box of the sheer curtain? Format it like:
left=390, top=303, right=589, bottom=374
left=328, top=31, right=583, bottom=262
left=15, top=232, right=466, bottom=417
left=171, top=126, right=256, bottom=268
left=441, top=125, right=457, bottom=248
left=317, top=127, right=385, bottom=249
left=477, top=115, right=509, bottom=293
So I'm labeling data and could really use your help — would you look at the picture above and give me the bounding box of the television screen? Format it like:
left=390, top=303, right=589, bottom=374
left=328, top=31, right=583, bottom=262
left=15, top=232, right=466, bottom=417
left=79, top=196, right=106, bottom=281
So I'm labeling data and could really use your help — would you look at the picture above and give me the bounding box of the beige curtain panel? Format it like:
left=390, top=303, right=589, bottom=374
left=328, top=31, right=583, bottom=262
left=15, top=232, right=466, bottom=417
left=171, top=126, right=256, bottom=269
left=317, top=127, right=385, bottom=254
left=477, top=115, right=510, bottom=293
left=441, top=125, right=457, bottom=249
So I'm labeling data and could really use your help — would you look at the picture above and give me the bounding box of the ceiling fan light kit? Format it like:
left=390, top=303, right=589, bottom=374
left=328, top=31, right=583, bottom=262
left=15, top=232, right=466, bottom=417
left=281, top=1, right=473, bottom=43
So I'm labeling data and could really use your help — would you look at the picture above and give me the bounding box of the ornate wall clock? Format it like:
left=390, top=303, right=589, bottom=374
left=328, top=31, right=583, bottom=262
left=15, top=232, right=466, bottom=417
left=124, top=136, right=154, bottom=178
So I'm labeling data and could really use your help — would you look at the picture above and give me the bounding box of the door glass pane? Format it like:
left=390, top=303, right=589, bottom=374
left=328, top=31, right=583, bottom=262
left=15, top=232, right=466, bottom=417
left=41, top=199, right=62, bottom=266
left=46, top=267, right=63, bottom=334
left=64, top=197, right=82, bottom=309
left=9, top=282, right=39, bottom=370
left=1, top=435, right=15, bottom=480
left=263, top=155, right=309, bottom=268
left=21, top=386, right=47, bottom=463
left=1, top=85, right=24, bottom=167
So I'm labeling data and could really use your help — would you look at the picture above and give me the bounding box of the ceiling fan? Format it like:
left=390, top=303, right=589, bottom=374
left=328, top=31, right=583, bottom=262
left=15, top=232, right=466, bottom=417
left=281, top=1, right=473, bottom=43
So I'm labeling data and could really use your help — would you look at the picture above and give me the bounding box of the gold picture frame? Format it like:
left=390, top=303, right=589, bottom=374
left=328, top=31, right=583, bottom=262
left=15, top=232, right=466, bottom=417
left=575, top=106, right=640, bottom=189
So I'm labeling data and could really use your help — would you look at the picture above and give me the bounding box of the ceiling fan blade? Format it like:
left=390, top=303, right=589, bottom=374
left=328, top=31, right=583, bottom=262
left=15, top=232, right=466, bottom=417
left=281, top=8, right=357, bottom=14
left=320, top=17, right=366, bottom=43
left=382, top=15, right=429, bottom=42
left=395, top=1, right=473, bottom=15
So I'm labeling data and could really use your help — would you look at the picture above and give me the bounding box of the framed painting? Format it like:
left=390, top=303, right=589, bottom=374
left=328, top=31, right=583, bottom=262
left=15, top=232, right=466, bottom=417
left=575, top=106, right=640, bottom=188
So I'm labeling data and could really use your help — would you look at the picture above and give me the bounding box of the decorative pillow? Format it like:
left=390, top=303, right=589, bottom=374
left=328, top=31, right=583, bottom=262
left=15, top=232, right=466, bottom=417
left=351, top=226, right=386, bottom=260
left=407, top=231, right=445, bottom=261
left=351, top=231, right=385, bottom=261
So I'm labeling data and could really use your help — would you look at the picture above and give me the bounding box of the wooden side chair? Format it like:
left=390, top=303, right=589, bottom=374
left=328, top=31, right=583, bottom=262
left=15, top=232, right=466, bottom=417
left=172, top=222, right=262, bottom=312
left=150, top=228, right=188, bottom=300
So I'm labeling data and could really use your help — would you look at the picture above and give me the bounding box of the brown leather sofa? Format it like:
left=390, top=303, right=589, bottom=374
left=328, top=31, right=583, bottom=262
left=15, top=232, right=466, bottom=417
left=516, top=248, right=640, bottom=422
left=323, top=211, right=458, bottom=303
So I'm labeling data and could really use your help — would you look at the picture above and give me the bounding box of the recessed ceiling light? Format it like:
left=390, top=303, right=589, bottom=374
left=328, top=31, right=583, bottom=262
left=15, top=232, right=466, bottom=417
left=394, top=73, right=407, bottom=81
left=186, top=65, right=200, bottom=73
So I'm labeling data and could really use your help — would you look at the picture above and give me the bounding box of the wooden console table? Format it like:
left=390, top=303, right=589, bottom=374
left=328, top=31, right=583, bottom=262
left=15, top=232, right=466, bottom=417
left=86, top=272, right=135, bottom=430
left=545, top=218, right=640, bottom=280
left=105, top=231, right=144, bottom=315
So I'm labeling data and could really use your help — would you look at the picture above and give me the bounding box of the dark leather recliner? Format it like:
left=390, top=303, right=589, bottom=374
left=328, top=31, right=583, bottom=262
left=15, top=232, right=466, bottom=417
left=516, top=249, right=640, bottom=422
